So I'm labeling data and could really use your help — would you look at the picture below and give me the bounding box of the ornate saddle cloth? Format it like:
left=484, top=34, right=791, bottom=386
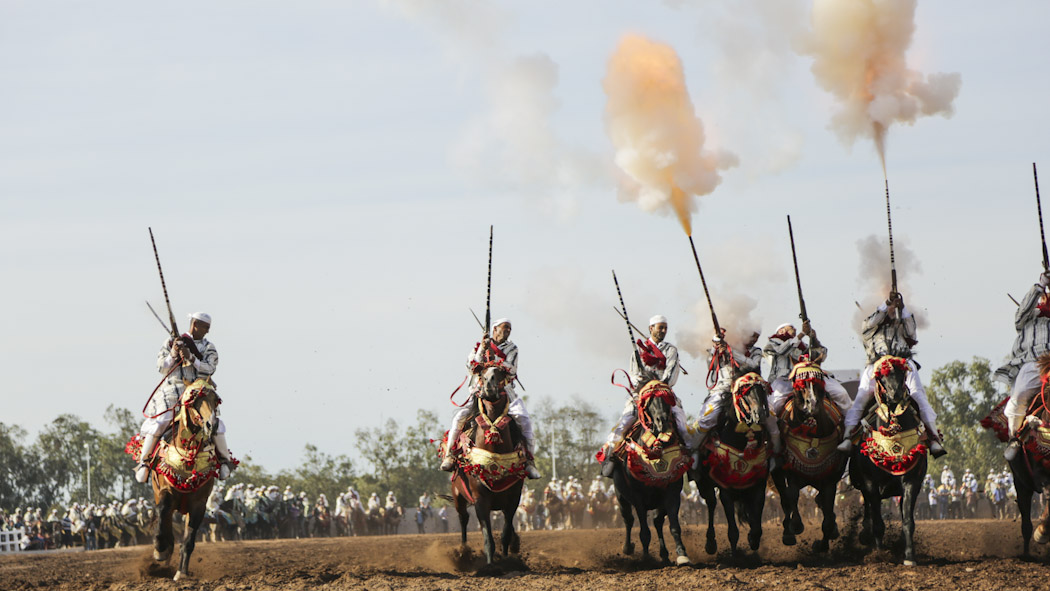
left=126, top=378, right=221, bottom=492
left=982, top=397, right=1050, bottom=470
left=438, top=430, right=528, bottom=493
left=702, top=434, right=769, bottom=489
left=618, top=432, right=692, bottom=488
left=780, top=398, right=845, bottom=479
left=859, top=426, right=927, bottom=475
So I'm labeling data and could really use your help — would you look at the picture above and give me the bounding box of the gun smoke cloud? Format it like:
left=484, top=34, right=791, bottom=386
left=799, top=0, right=961, bottom=175
left=678, top=292, right=762, bottom=363
left=603, top=34, right=737, bottom=235
left=853, top=234, right=928, bottom=334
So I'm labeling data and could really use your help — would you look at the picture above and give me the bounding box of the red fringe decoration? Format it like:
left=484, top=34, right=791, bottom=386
left=859, top=437, right=927, bottom=475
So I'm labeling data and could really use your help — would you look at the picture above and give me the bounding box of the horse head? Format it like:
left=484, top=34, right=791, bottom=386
left=788, top=360, right=827, bottom=420
left=730, top=373, right=770, bottom=427
left=477, top=364, right=510, bottom=404
left=873, top=355, right=911, bottom=411
left=638, top=381, right=675, bottom=438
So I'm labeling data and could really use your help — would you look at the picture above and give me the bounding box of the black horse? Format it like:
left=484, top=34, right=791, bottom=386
left=607, top=381, right=691, bottom=565
left=771, top=361, right=847, bottom=552
left=693, top=372, right=773, bottom=557
left=847, top=356, right=928, bottom=566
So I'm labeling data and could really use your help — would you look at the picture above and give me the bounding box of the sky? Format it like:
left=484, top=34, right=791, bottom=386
left=2, top=1, right=1048, bottom=473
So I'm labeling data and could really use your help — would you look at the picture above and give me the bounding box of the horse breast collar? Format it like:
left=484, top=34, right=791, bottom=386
left=871, top=355, right=912, bottom=425
left=475, top=396, right=511, bottom=445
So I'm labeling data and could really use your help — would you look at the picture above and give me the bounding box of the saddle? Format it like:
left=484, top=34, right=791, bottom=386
left=606, top=381, right=692, bottom=487
left=982, top=396, right=1050, bottom=471
left=779, top=398, right=845, bottom=479
left=701, top=372, right=770, bottom=488
left=857, top=394, right=928, bottom=475
left=126, top=378, right=223, bottom=492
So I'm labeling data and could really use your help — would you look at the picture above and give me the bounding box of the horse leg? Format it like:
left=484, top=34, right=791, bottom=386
left=746, top=486, right=764, bottom=552
left=634, top=500, right=652, bottom=558
left=474, top=499, right=495, bottom=564
left=858, top=491, right=874, bottom=547
left=870, top=495, right=886, bottom=551
left=653, top=509, right=670, bottom=563
left=617, top=494, right=635, bottom=555
left=666, top=491, right=689, bottom=565
left=456, top=495, right=471, bottom=546
left=723, top=493, right=741, bottom=556
left=153, top=493, right=175, bottom=562
left=813, top=485, right=838, bottom=553
left=703, top=487, right=718, bottom=555
left=1016, top=486, right=1034, bottom=556
left=900, top=477, right=920, bottom=566
left=778, top=476, right=799, bottom=546
left=500, top=507, right=516, bottom=556
left=175, top=502, right=207, bottom=581
left=1033, top=487, right=1050, bottom=546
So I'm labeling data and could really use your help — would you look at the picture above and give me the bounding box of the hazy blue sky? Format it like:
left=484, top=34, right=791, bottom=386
left=2, top=1, right=1048, bottom=472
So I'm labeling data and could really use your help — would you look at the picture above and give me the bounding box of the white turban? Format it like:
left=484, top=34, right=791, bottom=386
left=189, top=311, right=212, bottom=324
left=493, top=318, right=511, bottom=328
left=649, top=315, right=668, bottom=326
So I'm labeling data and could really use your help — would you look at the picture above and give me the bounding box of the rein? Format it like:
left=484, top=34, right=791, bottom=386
left=706, top=344, right=739, bottom=389
left=141, top=364, right=182, bottom=419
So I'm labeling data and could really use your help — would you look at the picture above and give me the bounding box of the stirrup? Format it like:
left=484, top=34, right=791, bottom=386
left=836, top=439, right=852, bottom=453
left=134, top=463, right=150, bottom=484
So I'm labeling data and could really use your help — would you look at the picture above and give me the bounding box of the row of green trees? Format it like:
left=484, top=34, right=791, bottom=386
left=0, top=358, right=1013, bottom=513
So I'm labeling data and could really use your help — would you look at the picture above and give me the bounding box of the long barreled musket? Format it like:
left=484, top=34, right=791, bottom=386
left=1035, top=163, right=1047, bottom=272
left=687, top=236, right=730, bottom=388
left=612, top=270, right=644, bottom=374
left=148, top=228, right=200, bottom=360
left=786, top=215, right=809, bottom=324
left=884, top=179, right=898, bottom=298
left=485, top=225, right=493, bottom=335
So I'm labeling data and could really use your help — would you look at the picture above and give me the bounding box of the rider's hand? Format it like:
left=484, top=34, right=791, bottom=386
left=1039, top=272, right=1050, bottom=288
left=801, top=320, right=812, bottom=336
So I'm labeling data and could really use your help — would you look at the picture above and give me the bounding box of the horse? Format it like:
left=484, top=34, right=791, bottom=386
left=128, top=378, right=228, bottom=581
left=543, top=489, right=565, bottom=530
left=604, top=380, right=692, bottom=565
left=444, top=364, right=527, bottom=564
left=383, top=504, right=404, bottom=535
left=587, top=490, right=616, bottom=529
left=847, top=356, right=928, bottom=566
left=565, top=492, right=587, bottom=529
left=770, top=361, right=847, bottom=552
left=692, top=372, right=773, bottom=557
left=981, top=354, right=1050, bottom=556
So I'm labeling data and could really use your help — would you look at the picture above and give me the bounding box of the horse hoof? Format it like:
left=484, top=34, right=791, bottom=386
left=902, top=560, right=916, bottom=567
left=791, top=519, right=805, bottom=535
left=675, top=555, right=690, bottom=566
left=782, top=532, right=797, bottom=546
left=173, top=571, right=185, bottom=581
left=705, top=540, right=717, bottom=555
left=623, top=543, right=635, bottom=555
left=1034, top=525, right=1049, bottom=544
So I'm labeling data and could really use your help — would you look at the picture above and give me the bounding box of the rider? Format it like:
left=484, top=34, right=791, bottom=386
left=598, top=315, right=698, bottom=478
left=996, top=271, right=1050, bottom=461
left=940, top=465, right=956, bottom=489
left=837, top=292, right=946, bottom=457
left=367, top=493, right=380, bottom=513
left=385, top=491, right=398, bottom=509
left=765, top=321, right=851, bottom=415
left=692, top=332, right=782, bottom=456
left=134, top=312, right=237, bottom=483
left=440, top=318, right=541, bottom=479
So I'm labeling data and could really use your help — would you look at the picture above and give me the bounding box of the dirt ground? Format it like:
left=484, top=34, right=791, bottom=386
left=2, top=519, right=1048, bottom=591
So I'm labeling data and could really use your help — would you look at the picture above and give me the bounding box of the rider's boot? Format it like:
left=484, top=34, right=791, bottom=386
left=213, top=433, right=236, bottom=480
left=134, top=433, right=159, bottom=484
left=599, top=443, right=617, bottom=478
left=525, top=460, right=541, bottom=480
left=1004, top=415, right=1029, bottom=461
left=440, top=436, right=457, bottom=472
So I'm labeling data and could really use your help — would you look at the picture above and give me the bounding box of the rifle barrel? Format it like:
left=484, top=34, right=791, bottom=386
left=485, top=225, right=493, bottom=334
left=612, top=270, right=643, bottom=371
left=1035, top=163, right=1047, bottom=271
left=885, top=179, right=897, bottom=294
left=787, top=215, right=809, bottom=323
left=687, top=236, right=721, bottom=336
left=148, top=227, right=180, bottom=337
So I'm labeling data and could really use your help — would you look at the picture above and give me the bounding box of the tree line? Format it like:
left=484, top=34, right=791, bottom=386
left=0, top=358, right=1009, bottom=513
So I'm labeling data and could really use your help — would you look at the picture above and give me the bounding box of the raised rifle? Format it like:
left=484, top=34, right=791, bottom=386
left=1035, top=163, right=1047, bottom=273
left=612, top=270, right=644, bottom=375
left=686, top=236, right=730, bottom=388
left=786, top=215, right=808, bottom=324
left=485, top=225, right=493, bottom=335
left=148, top=228, right=201, bottom=361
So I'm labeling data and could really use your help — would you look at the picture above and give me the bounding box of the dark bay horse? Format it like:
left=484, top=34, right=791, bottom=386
left=446, top=365, right=526, bottom=563
left=847, top=356, right=928, bottom=566
left=693, top=372, right=773, bottom=557
left=982, top=354, right=1050, bottom=556
left=132, top=379, right=227, bottom=581
left=771, top=361, right=847, bottom=552
left=605, top=381, right=692, bottom=564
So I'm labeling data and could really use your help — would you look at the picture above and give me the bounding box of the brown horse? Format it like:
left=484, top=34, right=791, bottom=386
left=771, top=361, right=847, bottom=552
left=445, top=365, right=527, bottom=563
left=131, top=378, right=226, bottom=581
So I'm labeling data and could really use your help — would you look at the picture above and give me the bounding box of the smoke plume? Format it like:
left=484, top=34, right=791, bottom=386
left=678, top=292, right=762, bottom=360
left=852, top=234, right=928, bottom=334
left=799, top=0, right=961, bottom=173
left=603, top=34, right=738, bottom=235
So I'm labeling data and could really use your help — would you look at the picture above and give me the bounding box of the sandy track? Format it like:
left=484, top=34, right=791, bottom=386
left=2, top=520, right=1048, bottom=590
